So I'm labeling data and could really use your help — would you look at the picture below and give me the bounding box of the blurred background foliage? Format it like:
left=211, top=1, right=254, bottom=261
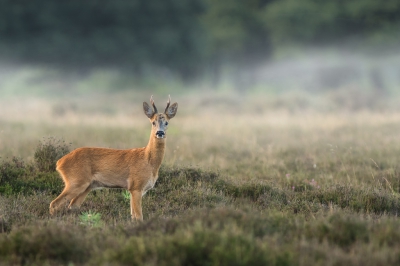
left=265, top=0, right=400, bottom=46
left=0, top=0, right=399, bottom=93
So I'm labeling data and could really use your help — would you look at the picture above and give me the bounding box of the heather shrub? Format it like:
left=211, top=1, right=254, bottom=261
left=0, top=224, right=88, bottom=265
left=34, top=137, right=70, bottom=172
left=0, top=157, right=30, bottom=183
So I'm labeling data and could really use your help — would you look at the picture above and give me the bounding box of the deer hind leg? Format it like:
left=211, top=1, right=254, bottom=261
left=130, top=190, right=143, bottom=221
left=49, top=182, right=91, bottom=215
left=68, top=185, right=92, bottom=210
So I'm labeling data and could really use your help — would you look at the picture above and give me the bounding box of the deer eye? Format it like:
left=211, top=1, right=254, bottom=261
left=152, top=121, right=156, bottom=126
left=165, top=122, right=168, bottom=126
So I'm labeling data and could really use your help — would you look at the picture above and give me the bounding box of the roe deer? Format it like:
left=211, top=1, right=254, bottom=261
left=49, top=96, right=178, bottom=221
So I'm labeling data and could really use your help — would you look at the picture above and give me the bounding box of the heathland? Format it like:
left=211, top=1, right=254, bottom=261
left=1, top=82, right=400, bottom=265
left=1, top=1, right=400, bottom=264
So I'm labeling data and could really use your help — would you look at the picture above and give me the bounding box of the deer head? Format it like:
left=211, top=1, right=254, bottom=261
left=143, top=95, right=178, bottom=139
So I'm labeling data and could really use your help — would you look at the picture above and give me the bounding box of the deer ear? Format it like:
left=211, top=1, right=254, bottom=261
left=143, top=102, right=155, bottom=118
left=165, top=102, right=178, bottom=119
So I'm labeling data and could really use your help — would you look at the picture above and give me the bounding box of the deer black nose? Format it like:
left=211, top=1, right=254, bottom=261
left=156, top=131, right=165, bottom=138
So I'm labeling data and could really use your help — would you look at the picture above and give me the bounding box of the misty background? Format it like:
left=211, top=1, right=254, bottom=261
left=0, top=0, right=400, bottom=111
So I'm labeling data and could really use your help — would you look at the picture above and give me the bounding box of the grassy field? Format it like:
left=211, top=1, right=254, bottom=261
left=1, top=91, right=400, bottom=265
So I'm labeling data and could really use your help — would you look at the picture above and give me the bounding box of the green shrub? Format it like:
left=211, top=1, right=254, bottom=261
left=301, top=186, right=400, bottom=215
left=0, top=157, right=30, bottom=183
left=312, top=214, right=369, bottom=248
left=79, top=211, right=103, bottom=227
left=122, top=190, right=131, bottom=201
left=0, top=156, right=63, bottom=196
left=0, top=157, right=33, bottom=195
left=98, top=224, right=294, bottom=266
left=34, top=137, right=70, bottom=172
left=0, top=224, right=88, bottom=265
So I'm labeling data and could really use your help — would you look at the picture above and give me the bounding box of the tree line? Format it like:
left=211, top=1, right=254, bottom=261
left=0, top=0, right=399, bottom=80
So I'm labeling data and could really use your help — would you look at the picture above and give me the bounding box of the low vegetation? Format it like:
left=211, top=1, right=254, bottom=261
left=1, top=94, right=400, bottom=265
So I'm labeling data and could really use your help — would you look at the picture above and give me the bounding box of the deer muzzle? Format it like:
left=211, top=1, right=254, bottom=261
left=156, top=131, right=165, bottom=138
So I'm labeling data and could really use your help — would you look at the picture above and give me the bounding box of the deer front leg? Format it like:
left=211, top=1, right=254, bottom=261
left=130, top=190, right=143, bottom=221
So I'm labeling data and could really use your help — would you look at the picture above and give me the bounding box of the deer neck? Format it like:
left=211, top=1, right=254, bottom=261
left=144, top=131, right=166, bottom=170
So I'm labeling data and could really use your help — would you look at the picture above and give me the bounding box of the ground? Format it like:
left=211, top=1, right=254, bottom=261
left=1, top=92, right=400, bottom=265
